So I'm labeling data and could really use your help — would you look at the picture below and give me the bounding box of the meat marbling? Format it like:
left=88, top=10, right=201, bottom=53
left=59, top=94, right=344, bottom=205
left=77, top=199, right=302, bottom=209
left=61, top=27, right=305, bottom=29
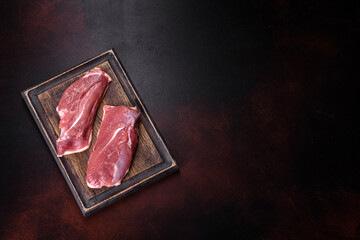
left=86, top=106, right=141, bottom=188
left=56, top=68, right=111, bottom=156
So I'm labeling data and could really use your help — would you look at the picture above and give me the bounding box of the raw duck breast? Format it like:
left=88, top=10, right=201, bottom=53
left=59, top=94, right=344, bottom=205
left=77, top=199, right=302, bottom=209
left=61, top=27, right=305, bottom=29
left=86, top=106, right=141, bottom=188
left=56, top=68, right=111, bottom=156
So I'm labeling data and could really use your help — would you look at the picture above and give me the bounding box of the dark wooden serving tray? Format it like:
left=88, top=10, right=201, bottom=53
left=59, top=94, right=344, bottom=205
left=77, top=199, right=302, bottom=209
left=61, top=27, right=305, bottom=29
left=21, top=49, right=178, bottom=216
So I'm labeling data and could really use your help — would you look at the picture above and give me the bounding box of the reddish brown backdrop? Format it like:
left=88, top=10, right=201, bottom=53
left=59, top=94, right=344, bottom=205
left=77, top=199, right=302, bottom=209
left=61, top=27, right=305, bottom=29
left=0, top=0, right=359, bottom=239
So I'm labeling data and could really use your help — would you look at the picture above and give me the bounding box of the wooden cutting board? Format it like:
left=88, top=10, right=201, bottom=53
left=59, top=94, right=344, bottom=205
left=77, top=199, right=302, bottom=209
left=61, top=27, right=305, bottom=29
left=21, top=49, right=178, bottom=216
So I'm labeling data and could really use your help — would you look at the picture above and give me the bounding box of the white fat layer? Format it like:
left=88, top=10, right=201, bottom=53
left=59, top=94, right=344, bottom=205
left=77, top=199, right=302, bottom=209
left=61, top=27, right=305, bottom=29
left=86, top=181, right=98, bottom=188
left=87, top=168, right=128, bottom=189
left=127, top=127, right=132, bottom=148
left=57, top=143, right=90, bottom=157
left=104, top=72, right=112, bottom=83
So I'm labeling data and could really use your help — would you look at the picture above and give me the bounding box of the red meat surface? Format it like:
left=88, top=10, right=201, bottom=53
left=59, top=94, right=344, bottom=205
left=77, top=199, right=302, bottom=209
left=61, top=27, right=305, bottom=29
left=86, top=106, right=141, bottom=188
left=56, top=68, right=111, bottom=156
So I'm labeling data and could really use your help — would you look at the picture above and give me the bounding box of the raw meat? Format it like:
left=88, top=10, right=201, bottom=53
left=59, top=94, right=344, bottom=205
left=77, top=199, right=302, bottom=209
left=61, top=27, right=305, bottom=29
left=86, top=106, right=141, bottom=188
left=56, top=68, right=111, bottom=156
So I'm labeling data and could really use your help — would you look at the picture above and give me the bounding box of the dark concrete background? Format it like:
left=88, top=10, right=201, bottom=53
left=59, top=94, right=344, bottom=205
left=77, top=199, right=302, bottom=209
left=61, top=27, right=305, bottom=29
left=0, top=0, right=359, bottom=239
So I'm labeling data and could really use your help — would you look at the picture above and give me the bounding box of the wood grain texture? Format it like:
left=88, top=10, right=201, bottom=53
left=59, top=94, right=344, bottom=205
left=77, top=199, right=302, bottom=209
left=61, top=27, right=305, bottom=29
left=22, top=50, right=178, bottom=216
